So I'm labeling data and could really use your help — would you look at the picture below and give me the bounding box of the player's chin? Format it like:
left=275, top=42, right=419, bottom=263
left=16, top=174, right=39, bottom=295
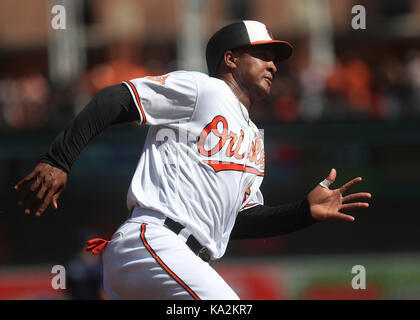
left=256, top=83, right=271, bottom=99
left=250, top=81, right=271, bottom=102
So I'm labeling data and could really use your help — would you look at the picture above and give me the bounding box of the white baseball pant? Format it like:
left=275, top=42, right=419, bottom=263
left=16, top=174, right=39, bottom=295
left=102, top=210, right=239, bottom=300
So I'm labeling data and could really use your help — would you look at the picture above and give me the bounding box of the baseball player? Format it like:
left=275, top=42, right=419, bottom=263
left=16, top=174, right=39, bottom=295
left=14, top=20, right=371, bottom=300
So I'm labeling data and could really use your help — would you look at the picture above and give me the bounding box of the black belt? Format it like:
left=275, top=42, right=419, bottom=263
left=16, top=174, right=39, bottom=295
left=164, top=217, right=211, bottom=262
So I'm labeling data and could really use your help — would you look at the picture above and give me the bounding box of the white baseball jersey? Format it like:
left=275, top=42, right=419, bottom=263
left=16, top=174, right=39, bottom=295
left=121, top=71, right=265, bottom=259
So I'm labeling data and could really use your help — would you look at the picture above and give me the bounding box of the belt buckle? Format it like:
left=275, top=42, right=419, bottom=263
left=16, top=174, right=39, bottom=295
left=197, top=247, right=211, bottom=262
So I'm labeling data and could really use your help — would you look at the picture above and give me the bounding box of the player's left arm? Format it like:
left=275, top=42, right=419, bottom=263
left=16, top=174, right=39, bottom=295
left=230, top=199, right=314, bottom=240
left=230, top=168, right=371, bottom=240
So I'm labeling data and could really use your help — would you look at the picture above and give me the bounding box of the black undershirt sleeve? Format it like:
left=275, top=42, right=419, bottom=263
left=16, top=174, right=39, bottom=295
left=40, top=84, right=139, bottom=173
left=230, top=199, right=318, bottom=240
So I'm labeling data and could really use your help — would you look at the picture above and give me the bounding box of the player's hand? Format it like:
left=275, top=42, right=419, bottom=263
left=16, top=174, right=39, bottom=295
left=307, top=168, right=371, bottom=222
left=14, top=162, right=68, bottom=216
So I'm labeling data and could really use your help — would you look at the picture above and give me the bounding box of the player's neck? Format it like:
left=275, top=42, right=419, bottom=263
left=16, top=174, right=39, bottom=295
left=219, top=76, right=252, bottom=110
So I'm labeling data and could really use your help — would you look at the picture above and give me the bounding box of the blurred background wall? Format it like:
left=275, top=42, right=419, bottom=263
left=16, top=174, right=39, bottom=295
left=1, top=0, right=420, bottom=299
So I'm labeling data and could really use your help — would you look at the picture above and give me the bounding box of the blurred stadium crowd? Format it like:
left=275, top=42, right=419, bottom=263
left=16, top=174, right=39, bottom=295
left=1, top=0, right=420, bottom=130
left=241, top=48, right=420, bottom=123
left=2, top=46, right=420, bottom=129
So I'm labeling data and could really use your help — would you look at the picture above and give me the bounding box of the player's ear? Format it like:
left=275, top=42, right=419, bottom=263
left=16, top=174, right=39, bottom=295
left=216, top=49, right=242, bottom=76
left=222, top=50, right=239, bottom=71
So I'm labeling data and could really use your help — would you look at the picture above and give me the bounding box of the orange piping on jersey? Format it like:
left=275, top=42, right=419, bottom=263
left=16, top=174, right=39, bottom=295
left=244, top=202, right=259, bottom=208
left=140, top=223, right=201, bottom=300
left=126, top=80, right=147, bottom=125
left=242, top=188, right=251, bottom=203
left=204, top=160, right=264, bottom=176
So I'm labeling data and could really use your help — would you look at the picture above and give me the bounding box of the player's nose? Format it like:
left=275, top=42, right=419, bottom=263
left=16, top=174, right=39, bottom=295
left=267, top=60, right=277, bottom=75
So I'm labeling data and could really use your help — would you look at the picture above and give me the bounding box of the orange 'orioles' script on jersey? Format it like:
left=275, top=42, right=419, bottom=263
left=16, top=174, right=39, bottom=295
left=198, top=115, right=265, bottom=176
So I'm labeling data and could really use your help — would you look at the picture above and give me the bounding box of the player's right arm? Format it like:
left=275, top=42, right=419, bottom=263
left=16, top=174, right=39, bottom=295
left=14, top=84, right=140, bottom=216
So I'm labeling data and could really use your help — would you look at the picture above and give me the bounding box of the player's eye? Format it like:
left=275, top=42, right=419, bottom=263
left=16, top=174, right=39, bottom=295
left=254, top=50, right=274, bottom=62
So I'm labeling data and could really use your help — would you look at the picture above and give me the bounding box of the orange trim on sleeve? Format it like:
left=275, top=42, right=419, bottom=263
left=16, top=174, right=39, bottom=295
left=125, top=80, right=147, bottom=125
left=244, top=202, right=259, bottom=208
left=140, top=223, right=201, bottom=300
